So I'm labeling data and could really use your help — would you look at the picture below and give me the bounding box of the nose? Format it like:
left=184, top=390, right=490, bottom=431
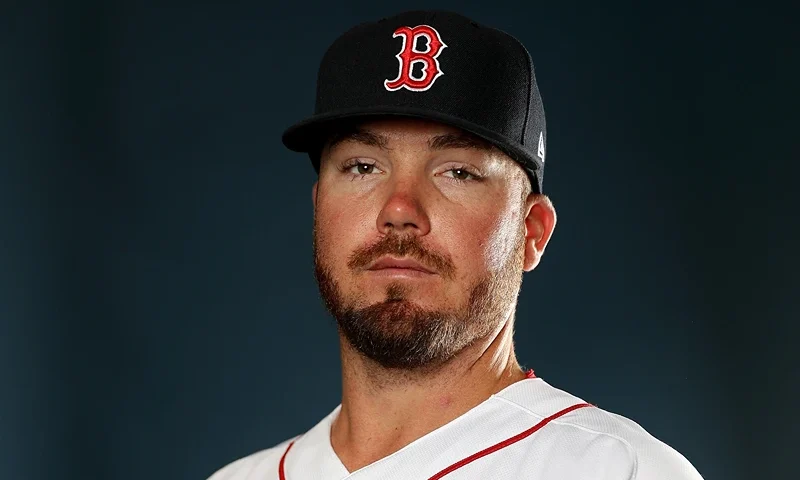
left=376, top=183, right=431, bottom=237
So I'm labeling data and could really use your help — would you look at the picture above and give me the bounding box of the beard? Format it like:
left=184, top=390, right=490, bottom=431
left=312, top=220, right=525, bottom=371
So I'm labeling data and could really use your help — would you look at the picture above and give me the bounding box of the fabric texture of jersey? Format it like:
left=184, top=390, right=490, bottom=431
left=206, top=377, right=703, bottom=480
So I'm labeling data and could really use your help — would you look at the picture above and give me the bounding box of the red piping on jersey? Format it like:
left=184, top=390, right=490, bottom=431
left=427, top=402, right=592, bottom=479
left=278, top=440, right=293, bottom=480
left=278, top=396, right=592, bottom=479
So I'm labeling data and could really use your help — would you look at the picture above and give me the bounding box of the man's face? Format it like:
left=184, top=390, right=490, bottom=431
left=312, top=118, right=533, bottom=370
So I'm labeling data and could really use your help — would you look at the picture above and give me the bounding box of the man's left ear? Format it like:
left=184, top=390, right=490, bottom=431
left=523, top=194, right=557, bottom=272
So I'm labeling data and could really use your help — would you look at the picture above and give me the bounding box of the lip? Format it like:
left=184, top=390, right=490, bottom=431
left=367, top=268, right=434, bottom=278
left=367, top=256, right=435, bottom=274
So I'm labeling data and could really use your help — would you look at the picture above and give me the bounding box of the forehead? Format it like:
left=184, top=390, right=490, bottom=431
left=350, top=117, right=465, bottom=139
left=323, top=117, right=495, bottom=150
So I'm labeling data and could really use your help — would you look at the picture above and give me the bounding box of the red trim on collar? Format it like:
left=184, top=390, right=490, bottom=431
left=277, top=401, right=593, bottom=480
left=427, top=402, right=591, bottom=479
left=525, top=369, right=536, bottom=379
left=278, top=441, right=294, bottom=480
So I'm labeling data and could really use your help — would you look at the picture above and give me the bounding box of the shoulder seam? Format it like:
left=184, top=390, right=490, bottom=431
left=494, top=396, right=639, bottom=479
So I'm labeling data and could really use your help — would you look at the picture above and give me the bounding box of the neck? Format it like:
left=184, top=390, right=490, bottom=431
left=330, top=315, right=527, bottom=473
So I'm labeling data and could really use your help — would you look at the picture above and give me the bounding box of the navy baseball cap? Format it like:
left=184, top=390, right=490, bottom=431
left=282, top=10, right=547, bottom=193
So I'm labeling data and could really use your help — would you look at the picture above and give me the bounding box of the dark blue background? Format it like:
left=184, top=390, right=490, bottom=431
left=1, top=2, right=793, bottom=479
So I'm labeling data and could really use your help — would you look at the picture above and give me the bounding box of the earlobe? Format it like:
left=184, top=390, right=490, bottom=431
left=523, top=219, right=543, bottom=272
left=522, top=195, right=557, bottom=272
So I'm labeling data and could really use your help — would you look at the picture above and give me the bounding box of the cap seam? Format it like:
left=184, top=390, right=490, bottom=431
left=519, top=40, right=533, bottom=146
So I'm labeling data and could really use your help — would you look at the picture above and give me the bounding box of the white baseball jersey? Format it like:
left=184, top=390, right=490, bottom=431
left=207, top=374, right=703, bottom=479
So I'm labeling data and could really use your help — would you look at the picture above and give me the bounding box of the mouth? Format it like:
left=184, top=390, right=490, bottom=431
left=367, top=256, right=436, bottom=275
left=367, top=267, right=435, bottom=278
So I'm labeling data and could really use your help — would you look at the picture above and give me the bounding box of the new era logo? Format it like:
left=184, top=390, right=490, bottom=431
left=537, top=131, right=545, bottom=162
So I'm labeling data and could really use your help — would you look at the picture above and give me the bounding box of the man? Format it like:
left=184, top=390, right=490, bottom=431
left=208, top=10, right=703, bottom=480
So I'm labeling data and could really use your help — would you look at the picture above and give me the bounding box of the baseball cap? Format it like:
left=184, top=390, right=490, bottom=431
left=282, top=10, right=548, bottom=193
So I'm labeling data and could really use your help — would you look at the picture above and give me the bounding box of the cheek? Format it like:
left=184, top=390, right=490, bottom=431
left=315, top=200, right=373, bottom=265
left=476, top=207, right=523, bottom=273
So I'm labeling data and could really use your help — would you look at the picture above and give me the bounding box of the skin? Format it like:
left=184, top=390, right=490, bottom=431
left=310, top=117, right=557, bottom=472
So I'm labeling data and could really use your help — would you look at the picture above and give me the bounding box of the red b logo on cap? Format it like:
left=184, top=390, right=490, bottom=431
left=384, top=25, right=447, bottom=92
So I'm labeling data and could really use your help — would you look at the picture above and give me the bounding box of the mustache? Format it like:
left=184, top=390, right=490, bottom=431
left=347, top=234, right=456, bottom=280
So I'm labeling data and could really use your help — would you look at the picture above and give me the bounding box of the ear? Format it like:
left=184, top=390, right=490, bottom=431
left=522, top=194, right=557, bottom=272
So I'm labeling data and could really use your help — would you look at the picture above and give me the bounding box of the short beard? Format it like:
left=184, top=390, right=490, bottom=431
left=312, top=223, right=525, bottom=371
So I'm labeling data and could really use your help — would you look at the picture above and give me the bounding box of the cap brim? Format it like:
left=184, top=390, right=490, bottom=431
left=284, top=106, right=536, bottom=163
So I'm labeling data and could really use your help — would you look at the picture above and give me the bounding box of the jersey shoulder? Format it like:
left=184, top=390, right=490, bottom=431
left=205, top=437, right=294, bottom=480
left=498, top=378, right=704, bottom=480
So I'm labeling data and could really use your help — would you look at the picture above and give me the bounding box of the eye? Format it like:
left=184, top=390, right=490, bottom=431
left=340, top=160, right=381, bottom=177
left=442, top=167, right=482, bottom=183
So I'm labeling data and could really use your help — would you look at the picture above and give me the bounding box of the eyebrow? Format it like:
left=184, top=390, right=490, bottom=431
left=428, top=132, right=495, bottom=152
left=325, top=128, right=495, bottom=154
left=325, top=129, right=390, bottom=152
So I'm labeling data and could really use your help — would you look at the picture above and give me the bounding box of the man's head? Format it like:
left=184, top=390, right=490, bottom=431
left=311, top=117, right=556, bottom=370
left=282, top=10, right=554, bottom=370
